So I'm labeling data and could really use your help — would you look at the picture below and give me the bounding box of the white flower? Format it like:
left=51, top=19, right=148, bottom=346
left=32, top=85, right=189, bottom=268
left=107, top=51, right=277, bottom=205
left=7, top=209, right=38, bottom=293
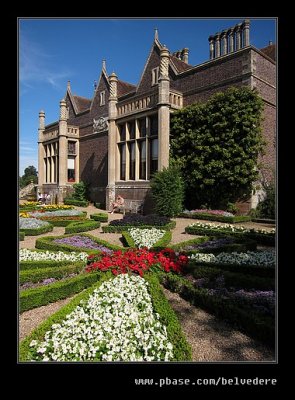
left=128, top=228, right=166, bottom=249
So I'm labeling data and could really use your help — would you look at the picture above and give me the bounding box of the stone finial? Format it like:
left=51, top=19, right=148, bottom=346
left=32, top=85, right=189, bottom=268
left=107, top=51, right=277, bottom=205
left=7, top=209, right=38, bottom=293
left=154, top=28, right=159, bottom=41
left=67, top=80, right=71, bottom=90
left=109, top=72, right=118, bottom=99
left=182, top=48, right=189, bottom=63
left=102, top=59, right=106, bottom=71
left=59, top=99, right=67, bottom=121
left=160, top=46, right=170, bottom=78
left=39, top=110, right=45, bottom=129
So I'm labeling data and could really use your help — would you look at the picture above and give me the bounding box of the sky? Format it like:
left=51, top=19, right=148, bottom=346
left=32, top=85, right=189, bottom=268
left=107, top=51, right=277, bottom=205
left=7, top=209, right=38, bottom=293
left=19, top=17, right=276, bottom=176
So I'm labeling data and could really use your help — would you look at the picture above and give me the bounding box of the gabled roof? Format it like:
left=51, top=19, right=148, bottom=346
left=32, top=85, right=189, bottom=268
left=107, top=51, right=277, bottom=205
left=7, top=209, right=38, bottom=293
left=117, top=79, right=136, bottom=97
left=260, top=44, right=276, bottom=61
left=72, top=95, right=92, bottom=113
left=170, top=55, right=193, bottom=72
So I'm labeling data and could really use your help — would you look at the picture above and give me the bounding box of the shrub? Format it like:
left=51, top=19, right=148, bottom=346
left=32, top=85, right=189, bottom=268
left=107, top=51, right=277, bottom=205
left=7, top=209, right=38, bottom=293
left=90, top=213, right=108, bottom=222
left=255, top=183, right=275, bottom=219
left=63, top=198, right=89, bottom=207
left=150, top=166, right=184, bottom=217
left=20, top=263, right=85, bottom=284
left=19, top=232, right=25, bottom=241
left=65, top=220, right=100, bottom=234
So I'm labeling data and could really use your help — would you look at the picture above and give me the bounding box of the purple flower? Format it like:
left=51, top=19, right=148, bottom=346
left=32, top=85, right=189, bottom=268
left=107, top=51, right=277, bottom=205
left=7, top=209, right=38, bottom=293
left=54, top=235, right=113, bottom=253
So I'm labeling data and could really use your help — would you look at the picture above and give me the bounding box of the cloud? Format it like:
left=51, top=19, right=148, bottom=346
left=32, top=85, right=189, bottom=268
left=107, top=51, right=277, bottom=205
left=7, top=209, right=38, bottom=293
left=20, top=31, right=73, bottom=91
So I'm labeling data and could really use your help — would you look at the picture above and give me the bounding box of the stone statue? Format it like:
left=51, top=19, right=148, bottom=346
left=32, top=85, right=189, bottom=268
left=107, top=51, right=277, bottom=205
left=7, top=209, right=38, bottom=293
left=93, top=117, right=109, bottom=133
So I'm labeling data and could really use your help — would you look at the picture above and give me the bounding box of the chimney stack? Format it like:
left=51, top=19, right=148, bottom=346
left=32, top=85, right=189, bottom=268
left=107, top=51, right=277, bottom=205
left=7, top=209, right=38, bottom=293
left=181, top=48, right=189, bottom=63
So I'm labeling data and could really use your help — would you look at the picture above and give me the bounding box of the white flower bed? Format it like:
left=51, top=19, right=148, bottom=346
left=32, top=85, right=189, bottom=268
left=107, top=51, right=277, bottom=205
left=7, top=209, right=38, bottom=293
left=20, top=249, right=88, bottom=262
left=19, top=218, right=51, bottom=229
left=30, top=274, right=173, bottom=362
left=189, top=250, right=275, bottom=267
left=188, top=222, right=275, bottom=235
left=128, top=228, right=166, bottom=249
left=29, top=210, right=84, bottom=217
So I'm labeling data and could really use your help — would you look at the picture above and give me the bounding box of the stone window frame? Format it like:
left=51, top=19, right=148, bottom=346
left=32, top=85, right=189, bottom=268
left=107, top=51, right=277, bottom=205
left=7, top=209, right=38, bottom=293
left=100, top=90, right=106, bottom=106
left=151, top=67, right=159, bottom=86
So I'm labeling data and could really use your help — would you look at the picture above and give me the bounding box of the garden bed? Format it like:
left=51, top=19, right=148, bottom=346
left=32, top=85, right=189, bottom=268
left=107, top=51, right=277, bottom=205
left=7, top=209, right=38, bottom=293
left=65, top=220, right=100, bottom=234
left=90, top=213, right=108, bottom=222
left=179, top=211, right=251, bottom=223
left=121, top=228, right=172, bottom=250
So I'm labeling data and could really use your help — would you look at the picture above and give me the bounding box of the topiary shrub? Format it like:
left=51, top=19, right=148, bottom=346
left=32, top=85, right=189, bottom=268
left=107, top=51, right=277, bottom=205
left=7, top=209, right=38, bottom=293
left=150, top=166, right=184, bottom=217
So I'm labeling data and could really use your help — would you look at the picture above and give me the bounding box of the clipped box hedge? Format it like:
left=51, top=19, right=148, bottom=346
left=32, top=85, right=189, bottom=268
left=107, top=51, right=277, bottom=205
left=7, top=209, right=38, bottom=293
left=179, top=212, right=251, bottom=224
left=90, top=213, right=108, bottom=222
left=171, top=236, right=257, bottom=254
left=159, top=272, right=275, bottom=346
left=38, top=216, right=87, bottom=227
left=102, top=221, right=176, bottom=233
left=121, top=230, right=172, bottom=250
left=144, top=273, right=192, bottom=361
left=35, top=233, right=123, bottom=254
left=20, top=272, right=101, bottom=313
left=20, top=259, right=78, bottom=271
left=19, top=232, right=25, bottom=241
left=65, top=220, right=100, bottom=234
left=20, top=262, right=85, bottom=284
left=20, top=223, right=54, bottom=236
left=63, top=198, right=89, bottom=207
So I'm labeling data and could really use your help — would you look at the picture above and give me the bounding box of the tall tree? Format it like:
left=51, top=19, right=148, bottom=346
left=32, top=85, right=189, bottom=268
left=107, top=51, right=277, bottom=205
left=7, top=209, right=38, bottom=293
left=170, top=87, right=264, bottom=210
left=19, top=165, right=38, bottom=188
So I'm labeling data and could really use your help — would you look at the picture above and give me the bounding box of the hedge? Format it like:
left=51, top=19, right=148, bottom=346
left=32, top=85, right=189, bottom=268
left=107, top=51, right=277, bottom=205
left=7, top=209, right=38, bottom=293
left=20, top=259, right=78, bottom=271
left=37, top=216, right=87, bottom=227
left=20, top=223, right=54, bottom=236
left=144, top=273, right=192, bottom=361
left=170, top=236, right=256, bottom=254
left=102, top=221, right=176, bottom=233
left=63, top=198, right=89, bottom=207
left=35, top=233, right=124, bottom=254
left=179, top=212, right=251, bottom=224
left=90, top=213, right=108, bottom=222
left=159, top=273, right=274, bottom=346
left=185, top=262, right=274, bottom=278
left=189, top=265, right=274, bottom=291
left=19, top=232, right=25, bottom=241
left=185, top=225, right=275, bottom=245
left=121, top=230, right=172, bottom=250
left=19, top=271, right=112, bottom=361
left=20, top=272, right=101, bottom=313
left=65, top=220, right=100, bottom=234
left=20, top=263, right=85, bottom=284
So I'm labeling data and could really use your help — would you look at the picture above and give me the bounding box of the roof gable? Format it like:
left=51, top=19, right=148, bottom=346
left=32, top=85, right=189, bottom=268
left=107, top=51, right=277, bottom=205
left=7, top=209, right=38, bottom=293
left=136, top=40, right=162, bottom=94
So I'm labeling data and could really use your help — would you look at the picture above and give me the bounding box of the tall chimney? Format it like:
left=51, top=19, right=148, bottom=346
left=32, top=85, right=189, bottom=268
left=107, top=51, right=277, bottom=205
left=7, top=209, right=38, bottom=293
left=209, top=35, right=215, bottom=59
left=182, top=48, right=189, bottom=63
left=215, top=33, right=221, bottom=58
left=243, top=19, right=250, bottom=46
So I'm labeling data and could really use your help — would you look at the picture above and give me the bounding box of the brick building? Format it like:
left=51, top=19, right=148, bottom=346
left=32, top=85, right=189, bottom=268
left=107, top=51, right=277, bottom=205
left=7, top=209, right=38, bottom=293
left=37, top=19, right=276, bottom=213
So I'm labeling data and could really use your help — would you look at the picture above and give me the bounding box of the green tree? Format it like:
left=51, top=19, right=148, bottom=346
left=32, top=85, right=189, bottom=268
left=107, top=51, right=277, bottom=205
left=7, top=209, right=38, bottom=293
left=170, top=87, right=265, bottom=210
left=19, top=165, right=38, bottom=188
left=150, top=166, right=184, bottom=217
left=71, top=181, right=88, bottom=201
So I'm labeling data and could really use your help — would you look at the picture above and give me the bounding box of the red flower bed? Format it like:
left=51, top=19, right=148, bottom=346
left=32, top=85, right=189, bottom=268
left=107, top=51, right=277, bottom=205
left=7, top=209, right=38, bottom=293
left=85, top=248, right=188, bottom=276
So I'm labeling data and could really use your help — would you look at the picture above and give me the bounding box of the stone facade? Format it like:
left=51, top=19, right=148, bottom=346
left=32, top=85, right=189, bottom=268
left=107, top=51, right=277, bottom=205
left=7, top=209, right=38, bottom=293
left=37, top=20, right=276, bottom=214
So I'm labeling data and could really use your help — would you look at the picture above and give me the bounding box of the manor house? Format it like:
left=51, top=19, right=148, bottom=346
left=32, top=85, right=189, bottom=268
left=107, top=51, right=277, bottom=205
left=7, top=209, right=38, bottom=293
left=37, top=19, right=276, bottom=213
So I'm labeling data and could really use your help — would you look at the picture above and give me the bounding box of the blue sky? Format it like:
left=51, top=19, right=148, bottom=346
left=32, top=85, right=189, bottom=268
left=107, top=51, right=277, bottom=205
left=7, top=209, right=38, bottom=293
left=19, top=17, right=276, bottom=176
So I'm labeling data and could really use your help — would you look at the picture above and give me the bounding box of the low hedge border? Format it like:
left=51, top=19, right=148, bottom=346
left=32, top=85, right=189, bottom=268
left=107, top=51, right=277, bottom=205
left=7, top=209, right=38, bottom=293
left=20, top=223, right=54, bottom=236
left=144, top=273, right=192, bottom=361
left=102, top=221, right=176, bottom=233
left=20, top=272, right=101, bottom=313
left=185, top=262, right=275, bottom=278
left=179, top=213, right=251, bottom=224
left=20, top=262, right=85, bottom=284
left=35, top=233, right=124, bottom=254
left=159, top=272, right=274, bottom=346
left=20, top=259, right=80, bottom=271
left=63, top=198, right=89, bottom=207
left=37, top=216, right=87, bottom=227
left=90, top=213, right=108, bottom=222
left=121, top=230, right=172, bottom=250
left=185, top=226, right=275, bottom=245
left=65, top=220, right=100, bottom=234
left=19, top=232, right=25, bottom=241
left=171, top=236, right=257, bottom=254
left=19, top=271, right=112, bottom=361
left=188, top=265, right=274, bottom=291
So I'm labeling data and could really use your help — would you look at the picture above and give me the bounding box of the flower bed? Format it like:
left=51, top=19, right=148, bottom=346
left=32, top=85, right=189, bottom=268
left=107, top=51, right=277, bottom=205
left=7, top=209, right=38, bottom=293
left=65, top=220, right=100, bottom=234
left=86, top=248, right=188, bottom=276
left=160, top=272, right=275, bottom=346
left=122, top=228, right=169, bottom=249
left=20, top=263, right=85, bottom=284
left=103, top=214, right=176, bottom=233
left=35, top=234, right=123, bottom=254
left=179, top=209, right=251, bottom=223
left=19, top=273, right=191, bottom=362
left=19, top=218, right=53, bottom=236
left=189, top=249, right=275, bottom=268
left=90, top=213, right=108, bottom=222
left=171, top=236, right=257, bottom=254
left=20, top=249, right=88, bottom=263
left=185, top=222, right=275, bottom=245
left=29, top=210, right=85, bottom=217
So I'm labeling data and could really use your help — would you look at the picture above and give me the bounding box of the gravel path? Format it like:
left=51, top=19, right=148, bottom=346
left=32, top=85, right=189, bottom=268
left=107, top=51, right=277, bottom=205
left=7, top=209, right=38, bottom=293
left=162, top=287, right=275, bottom=362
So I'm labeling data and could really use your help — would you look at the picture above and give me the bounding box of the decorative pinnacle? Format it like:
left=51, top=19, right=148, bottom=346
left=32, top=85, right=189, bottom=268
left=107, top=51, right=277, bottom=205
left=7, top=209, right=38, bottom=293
left=67, top=80, right=71, bottom=90
left=154, top=28, right=159, bottom=41
left=102, top=59, right=106, bottom=71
